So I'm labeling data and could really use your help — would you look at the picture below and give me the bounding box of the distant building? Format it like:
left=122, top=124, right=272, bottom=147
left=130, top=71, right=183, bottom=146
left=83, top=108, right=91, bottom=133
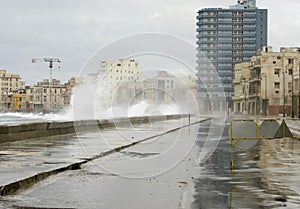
left=196, top=0, right=268, bottom=112
left=98, top=59, right=142, bottom=107
left=232, top=46, right=300, bottom=117
left=0, top=70, right=23, bottom=110
left=141, top=79, right=156, bottom=102
left=31, top=79, right=69, bottom=112
left=155, top=71, right=176, bottom=104
left=232, top=62, right=251, bottom=113
left=12, top=89, right=27, bottom=111
left=177, top=75, right=198, bottom=98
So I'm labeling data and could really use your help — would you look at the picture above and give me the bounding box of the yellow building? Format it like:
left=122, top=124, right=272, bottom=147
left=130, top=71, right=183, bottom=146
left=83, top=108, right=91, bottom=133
left=0, top=70, right=22, bottom=110
left=232, top=62, right=251, bottom=113
left=233, top=46, right=300, bottom=116
left=12, top=94, right=25, bottom=111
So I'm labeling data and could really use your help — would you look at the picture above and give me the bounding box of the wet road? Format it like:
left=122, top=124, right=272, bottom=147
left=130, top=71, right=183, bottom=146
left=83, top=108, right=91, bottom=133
left=1, top=118, right=300, bottom=209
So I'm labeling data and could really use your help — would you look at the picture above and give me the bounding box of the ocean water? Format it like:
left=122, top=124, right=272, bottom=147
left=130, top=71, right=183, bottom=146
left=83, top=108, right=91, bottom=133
left=0, top=101, right=184, bottom=125
left=0, top=111, right=73, bottom=125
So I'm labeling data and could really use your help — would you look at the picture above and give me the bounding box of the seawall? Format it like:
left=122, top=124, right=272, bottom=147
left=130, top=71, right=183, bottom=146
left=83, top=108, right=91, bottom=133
left=0, top=114, right=190, bottom=143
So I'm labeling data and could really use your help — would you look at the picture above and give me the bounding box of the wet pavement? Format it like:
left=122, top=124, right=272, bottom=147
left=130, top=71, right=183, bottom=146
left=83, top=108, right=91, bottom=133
left=0, top=117, right=300, bottom=209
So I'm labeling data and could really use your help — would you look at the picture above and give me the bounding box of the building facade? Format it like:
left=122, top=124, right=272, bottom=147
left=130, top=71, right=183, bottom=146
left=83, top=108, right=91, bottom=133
left=196, top=0, right=267, bottom=112
left=0, top=70, right=23, bottom=110
left=233, top=46, right=300, bottom=117
left=98, top=59, right=142, bottom=107
left=232, top=62, right=251, bottom=113
left=30, top=79, right=69, bottom=112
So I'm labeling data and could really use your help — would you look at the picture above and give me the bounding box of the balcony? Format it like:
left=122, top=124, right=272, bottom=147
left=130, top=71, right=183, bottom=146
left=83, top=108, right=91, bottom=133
left=218, top=26, right=233, bottom=30
left=218, top=72, right=232, bottom=77
left=218, top=65, right=232, bottom=70
left=243, top=26, right=256, bottom=30
left=200, top=27, right=218, bottom=31
left=243, top=52, right=256, bottom=57
left=218, top=20, right=232, bottom=24
left=218, top=13, right=233, bottom=18
left=243, top=45, right=256, bottom=50
left=242, top=39, right=256, bottom=44
left=243, top=33, right=256, bottom=37
left=219, top=33, right=232, bottom=37
left=243, top=19, right=256, bottom=24
left=218, top=45, right=233, bottom=50
left=217, top=53, right=232, bottom=57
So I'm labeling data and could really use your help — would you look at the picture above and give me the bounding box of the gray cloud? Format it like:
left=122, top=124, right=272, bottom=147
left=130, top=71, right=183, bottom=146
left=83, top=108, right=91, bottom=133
left=0, top=0, right=299, bottom=84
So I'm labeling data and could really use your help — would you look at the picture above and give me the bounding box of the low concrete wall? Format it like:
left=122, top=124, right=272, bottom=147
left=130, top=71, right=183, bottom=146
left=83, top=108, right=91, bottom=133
left=0, top=114, right=189, bottom=143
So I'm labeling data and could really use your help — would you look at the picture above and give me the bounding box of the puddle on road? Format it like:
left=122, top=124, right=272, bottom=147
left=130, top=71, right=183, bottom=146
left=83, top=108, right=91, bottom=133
left=119, top=151, right=159, bottom=158
left=0, top=150, right=45, bottom=157
left=193, top=123, right=300, bottom=209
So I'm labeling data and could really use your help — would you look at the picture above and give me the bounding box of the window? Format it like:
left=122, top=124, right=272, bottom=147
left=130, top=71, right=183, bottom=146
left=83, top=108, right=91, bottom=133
left=288, top=59, right=294, bottom=64
left=274, top=69, right=280, bottom=75
left=273, top=61, right=276, bottom=64
left=288, top=69, right=293, bottom=75
left=275, top=90, right=279, bottom=94
left=274, top=82, right=280, bottom=89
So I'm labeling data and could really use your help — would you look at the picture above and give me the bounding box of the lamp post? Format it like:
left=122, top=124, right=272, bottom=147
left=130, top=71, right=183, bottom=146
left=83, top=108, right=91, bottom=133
left=291, top=68, right=294, bottom=118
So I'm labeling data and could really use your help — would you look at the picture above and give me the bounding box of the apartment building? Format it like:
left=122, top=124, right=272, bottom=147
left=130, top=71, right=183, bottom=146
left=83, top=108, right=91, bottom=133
left=31, top=79, right=69, bottom=112
left=98, top=59, right=142, bottom=107
left=0, top=70, right=23, bottom=110
left=233, top=46, right=300, bottom=117
left=196, top=0, right=267, bottom=112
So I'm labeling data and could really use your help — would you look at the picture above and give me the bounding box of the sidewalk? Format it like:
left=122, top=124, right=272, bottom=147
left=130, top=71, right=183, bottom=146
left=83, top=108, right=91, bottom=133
left=0, top=116, right=208, bottom=195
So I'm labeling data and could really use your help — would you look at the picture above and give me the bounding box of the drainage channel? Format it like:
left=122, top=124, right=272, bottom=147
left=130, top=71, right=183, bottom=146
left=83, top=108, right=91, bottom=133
left=0, top=117, right=211, bottom=196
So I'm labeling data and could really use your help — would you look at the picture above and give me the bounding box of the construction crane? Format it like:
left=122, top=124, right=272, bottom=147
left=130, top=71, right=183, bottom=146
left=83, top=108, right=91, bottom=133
left=32, top=57, right=61, bottom=111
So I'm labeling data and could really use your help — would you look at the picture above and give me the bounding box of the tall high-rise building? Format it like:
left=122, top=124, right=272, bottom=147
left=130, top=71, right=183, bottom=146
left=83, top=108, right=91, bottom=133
left=196, top=0, right=267, bottom=112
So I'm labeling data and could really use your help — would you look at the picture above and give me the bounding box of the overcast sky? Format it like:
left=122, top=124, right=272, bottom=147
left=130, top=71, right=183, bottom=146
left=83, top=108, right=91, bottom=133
left=0, top=0, right=299, bottom=85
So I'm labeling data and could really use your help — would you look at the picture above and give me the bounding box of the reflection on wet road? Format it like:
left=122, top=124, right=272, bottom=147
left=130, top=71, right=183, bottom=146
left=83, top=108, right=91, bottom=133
left=194, top=122, right=300, bottom=209
left=0, top=119, right=299, bottom=209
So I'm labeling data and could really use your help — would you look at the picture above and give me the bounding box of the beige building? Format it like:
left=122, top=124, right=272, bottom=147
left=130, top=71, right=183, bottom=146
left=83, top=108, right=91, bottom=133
left=31, top=79, right=69, bottom=112
left=232, top=62, right=251, bottom=113
left=0, top=70, right=23, bottom=110
left=233, top=46, right=300, bottom=117
left=155, top=71, right=176, bottom=104
left=98, top=59, right=142, bottom=107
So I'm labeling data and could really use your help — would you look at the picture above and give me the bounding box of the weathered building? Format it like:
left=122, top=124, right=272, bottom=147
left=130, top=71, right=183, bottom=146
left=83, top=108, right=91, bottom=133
left=0, top=70, right=23, bottom=110
left=233, top=46, right=300, bottom=117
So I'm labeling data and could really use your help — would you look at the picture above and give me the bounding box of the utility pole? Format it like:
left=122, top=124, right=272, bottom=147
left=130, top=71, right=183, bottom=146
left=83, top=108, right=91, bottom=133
left=32, top=58, right=61, bottom=111
left=242, top=78, right=247, bottom=114
left=298, top=57, right=300, bottom=118
left=261, top=73, right=268, bottom=116
left=291, top=68, right=294, bottom=118
left=283, top=67, right=286, bottom=117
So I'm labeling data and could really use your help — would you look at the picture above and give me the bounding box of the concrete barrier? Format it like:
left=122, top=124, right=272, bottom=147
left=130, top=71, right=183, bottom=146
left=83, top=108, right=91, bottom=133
left=0, top=114, right=189, bottom=143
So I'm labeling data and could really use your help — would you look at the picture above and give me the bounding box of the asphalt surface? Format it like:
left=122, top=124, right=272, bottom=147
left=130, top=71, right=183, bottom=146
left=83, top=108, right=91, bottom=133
left=1, top=117, right=300, bottom=209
